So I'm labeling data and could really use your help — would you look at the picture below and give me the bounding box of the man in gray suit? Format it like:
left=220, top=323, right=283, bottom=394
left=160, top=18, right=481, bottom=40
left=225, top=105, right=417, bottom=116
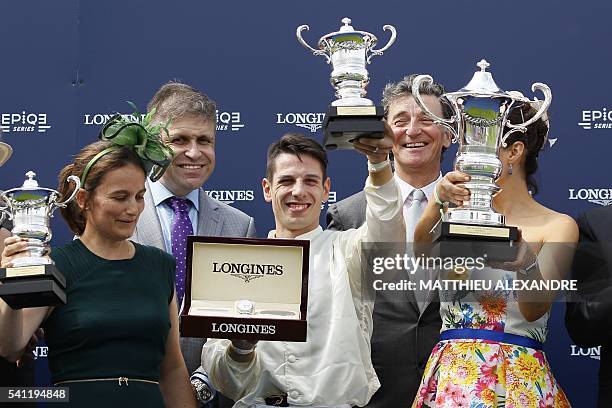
left=131, top=82, right=256, bottom=405
left=326, top=74, right=451, bottom=407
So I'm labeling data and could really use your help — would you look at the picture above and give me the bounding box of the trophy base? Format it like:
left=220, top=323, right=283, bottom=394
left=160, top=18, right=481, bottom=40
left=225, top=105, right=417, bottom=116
left=0, top=264, right=67, bottom=309
left=323, top=105, right=384, bottom=150
left=432, top=221, right=519, bottom=262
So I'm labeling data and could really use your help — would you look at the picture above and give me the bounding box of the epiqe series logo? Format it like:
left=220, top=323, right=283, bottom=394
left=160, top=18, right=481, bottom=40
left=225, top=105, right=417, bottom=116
left=212, top=262, right=283, bottom=283
left=84, top=109, right=244, bottom=132
left=276, top=112, right=325, bottom=133
left=578, top=109, right=612, bottom=130
left=205, top=190, right=254, bottom=205
left=215, top=110, right=244, bottom=132
left=570, top=345, right=600, bottom=361
left=1, top=112, right=51, bottom=133
left=568, top=188, right=612, bottom=206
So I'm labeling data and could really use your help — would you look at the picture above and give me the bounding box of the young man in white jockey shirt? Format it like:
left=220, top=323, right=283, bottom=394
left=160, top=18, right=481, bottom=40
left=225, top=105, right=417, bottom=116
left=201, top=131, right=405, bottom=408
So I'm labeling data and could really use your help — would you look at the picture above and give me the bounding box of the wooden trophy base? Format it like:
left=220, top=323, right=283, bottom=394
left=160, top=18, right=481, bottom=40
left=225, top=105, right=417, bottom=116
left=0, top=264, right=67, bottom=309
left=323, top=106, right=385, bottom=150
left=431, top=221, right=520, bottom=262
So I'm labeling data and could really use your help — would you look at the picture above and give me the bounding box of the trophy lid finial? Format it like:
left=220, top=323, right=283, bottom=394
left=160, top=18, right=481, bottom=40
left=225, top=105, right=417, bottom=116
left=339, top=17, right=354, bottom=32
left=477, top=59, right=490, bottom=72
left=457, top=58, right=503, bottom=95
left=23, top=171, right=39, bottom=189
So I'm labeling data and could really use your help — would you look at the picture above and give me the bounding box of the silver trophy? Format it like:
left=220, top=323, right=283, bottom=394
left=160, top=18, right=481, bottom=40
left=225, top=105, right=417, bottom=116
left=297, top=18, right=396, bottom=149
left=412, top=59, right=551, bottom=245
left=0, top=171, right=80, bottom=309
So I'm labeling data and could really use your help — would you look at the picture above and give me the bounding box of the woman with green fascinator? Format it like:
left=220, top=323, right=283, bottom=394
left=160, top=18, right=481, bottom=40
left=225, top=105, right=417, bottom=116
left=0, top=109, right=197, bottom=407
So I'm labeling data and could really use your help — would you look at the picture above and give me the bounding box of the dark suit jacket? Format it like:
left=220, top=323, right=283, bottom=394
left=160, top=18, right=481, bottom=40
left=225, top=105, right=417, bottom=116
left=566, top=205, right=612, bottom=407
left=327, top=192, right=441, bottom=408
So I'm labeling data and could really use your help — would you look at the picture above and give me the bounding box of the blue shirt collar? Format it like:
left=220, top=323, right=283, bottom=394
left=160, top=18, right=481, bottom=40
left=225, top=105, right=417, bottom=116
left=149, top=180, right=200, bottom=211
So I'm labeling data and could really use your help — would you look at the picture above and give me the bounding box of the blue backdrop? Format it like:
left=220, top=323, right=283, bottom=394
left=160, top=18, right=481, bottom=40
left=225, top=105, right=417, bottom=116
left=1, top=0, right=610, bottom=405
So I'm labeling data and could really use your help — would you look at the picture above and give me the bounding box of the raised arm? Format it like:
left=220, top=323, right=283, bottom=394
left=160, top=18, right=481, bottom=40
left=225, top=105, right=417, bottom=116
left=341, top=126, right=406, bottom=302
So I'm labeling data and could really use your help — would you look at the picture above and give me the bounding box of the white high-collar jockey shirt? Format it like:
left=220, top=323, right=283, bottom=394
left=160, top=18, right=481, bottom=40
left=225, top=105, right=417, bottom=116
left=202, top=176, right=405, bottom=408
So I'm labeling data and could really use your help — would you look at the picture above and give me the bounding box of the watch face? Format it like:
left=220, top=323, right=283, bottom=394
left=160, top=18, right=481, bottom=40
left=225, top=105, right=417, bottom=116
left=193, top=380, right=211, bottom=402
left=235, top=299, right=255, bottom=315
left=200, top=390, right=211, bottom=401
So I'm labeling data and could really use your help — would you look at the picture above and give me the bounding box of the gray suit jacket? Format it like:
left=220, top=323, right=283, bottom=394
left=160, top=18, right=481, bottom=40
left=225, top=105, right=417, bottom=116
left=131, top=184, right=256, bottom=375
left=327, top=192, right=441, bottom=408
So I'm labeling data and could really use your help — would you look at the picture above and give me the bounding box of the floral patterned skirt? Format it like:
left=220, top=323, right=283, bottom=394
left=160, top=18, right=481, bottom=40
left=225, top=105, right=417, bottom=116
left=411, top=337, right=571, bottom=408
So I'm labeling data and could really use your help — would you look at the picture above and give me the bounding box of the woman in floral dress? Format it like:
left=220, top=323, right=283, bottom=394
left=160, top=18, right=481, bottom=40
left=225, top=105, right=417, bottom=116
left=412, top=105, right=578, bottom=407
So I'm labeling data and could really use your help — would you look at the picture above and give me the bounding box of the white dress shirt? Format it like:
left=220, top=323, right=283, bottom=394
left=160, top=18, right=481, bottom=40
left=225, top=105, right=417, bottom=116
left=393, top=173, right=441, bottom=313
left=201, top=176, right=405, bottom=408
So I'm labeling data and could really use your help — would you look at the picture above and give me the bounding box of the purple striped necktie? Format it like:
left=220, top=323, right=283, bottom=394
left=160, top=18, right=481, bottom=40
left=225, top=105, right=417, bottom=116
left=167, top=196, right=193, bottom=306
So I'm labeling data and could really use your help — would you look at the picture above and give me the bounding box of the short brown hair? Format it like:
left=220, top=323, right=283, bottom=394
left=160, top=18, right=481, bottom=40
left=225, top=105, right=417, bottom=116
left=147, top=81, right=217, bottom=125
left=58, top=141, right=145, bottom=235
left=266, top=133, right=328, bottom=181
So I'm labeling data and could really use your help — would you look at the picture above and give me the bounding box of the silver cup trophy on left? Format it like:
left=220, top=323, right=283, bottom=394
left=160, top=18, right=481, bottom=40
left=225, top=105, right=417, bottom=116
left=297, top=17, right=396, bottom=150
left=0, top=171, right=80, bottom=309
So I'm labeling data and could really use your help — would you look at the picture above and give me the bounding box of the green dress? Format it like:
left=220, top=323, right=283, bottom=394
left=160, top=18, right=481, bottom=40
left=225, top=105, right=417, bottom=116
left=43, top=239, right=175, bottom=407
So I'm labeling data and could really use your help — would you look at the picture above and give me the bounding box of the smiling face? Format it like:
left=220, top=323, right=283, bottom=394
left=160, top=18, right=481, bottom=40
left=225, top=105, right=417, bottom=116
left=387, top=95, right=451, bottom=182
left=80, top=163, right=146, bottom=242
left=262, top=153, right=330, bottom=238
left=159, top=115, right=216, bottom=196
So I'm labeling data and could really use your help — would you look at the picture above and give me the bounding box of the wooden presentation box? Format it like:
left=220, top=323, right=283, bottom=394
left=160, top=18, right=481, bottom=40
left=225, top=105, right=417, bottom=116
left=180, top=236, right=309, bottom=341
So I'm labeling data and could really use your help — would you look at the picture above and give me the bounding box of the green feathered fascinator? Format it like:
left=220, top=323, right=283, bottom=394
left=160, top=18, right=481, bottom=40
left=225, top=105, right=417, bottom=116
left=82, top=102, right=175, bottom=184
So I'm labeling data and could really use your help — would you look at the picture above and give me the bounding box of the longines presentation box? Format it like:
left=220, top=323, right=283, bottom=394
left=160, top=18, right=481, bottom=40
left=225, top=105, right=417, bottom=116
left=180, top=236, right=309, bottom=342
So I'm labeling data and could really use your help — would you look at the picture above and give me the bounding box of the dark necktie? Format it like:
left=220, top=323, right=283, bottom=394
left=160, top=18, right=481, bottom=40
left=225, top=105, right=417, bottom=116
left=167, top=197, right=194, bottom=306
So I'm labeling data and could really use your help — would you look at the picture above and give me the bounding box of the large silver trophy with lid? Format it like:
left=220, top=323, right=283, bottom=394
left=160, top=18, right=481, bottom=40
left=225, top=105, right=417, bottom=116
left=0, top=171, right=80, bottom=309
left=412, top=60, right=551, bottom=247
left=297, top=17, right=396, bottom=149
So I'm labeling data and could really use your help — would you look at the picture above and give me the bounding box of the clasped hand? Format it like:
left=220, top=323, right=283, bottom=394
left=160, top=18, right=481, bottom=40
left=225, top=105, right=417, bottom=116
left=352, top=121, right=395, bottom=163
left=434, top=170, right=471, bottom=207
left=1, top=236, right=50, bottom=268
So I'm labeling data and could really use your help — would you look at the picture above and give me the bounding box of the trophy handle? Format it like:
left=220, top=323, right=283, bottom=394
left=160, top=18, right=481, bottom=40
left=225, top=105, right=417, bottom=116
left=50, top=175, right=81, bottom=214
left=296, top=25, right=331, bottom=63
left=367, top=25, right=397, bottom=63
left=502, top=83, right=552, bottom=146
left=0, top=192, right=12, bottom=224
left=412, top=75, right=460, bottom=142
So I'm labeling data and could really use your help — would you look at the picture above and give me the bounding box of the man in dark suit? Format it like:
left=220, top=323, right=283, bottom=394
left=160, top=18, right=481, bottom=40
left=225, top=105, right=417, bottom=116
left=131, top=82, right=256, bottom=406
left=327, top=74, right=452, bottom=407
left=565, top=205, right=612, bottom=407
